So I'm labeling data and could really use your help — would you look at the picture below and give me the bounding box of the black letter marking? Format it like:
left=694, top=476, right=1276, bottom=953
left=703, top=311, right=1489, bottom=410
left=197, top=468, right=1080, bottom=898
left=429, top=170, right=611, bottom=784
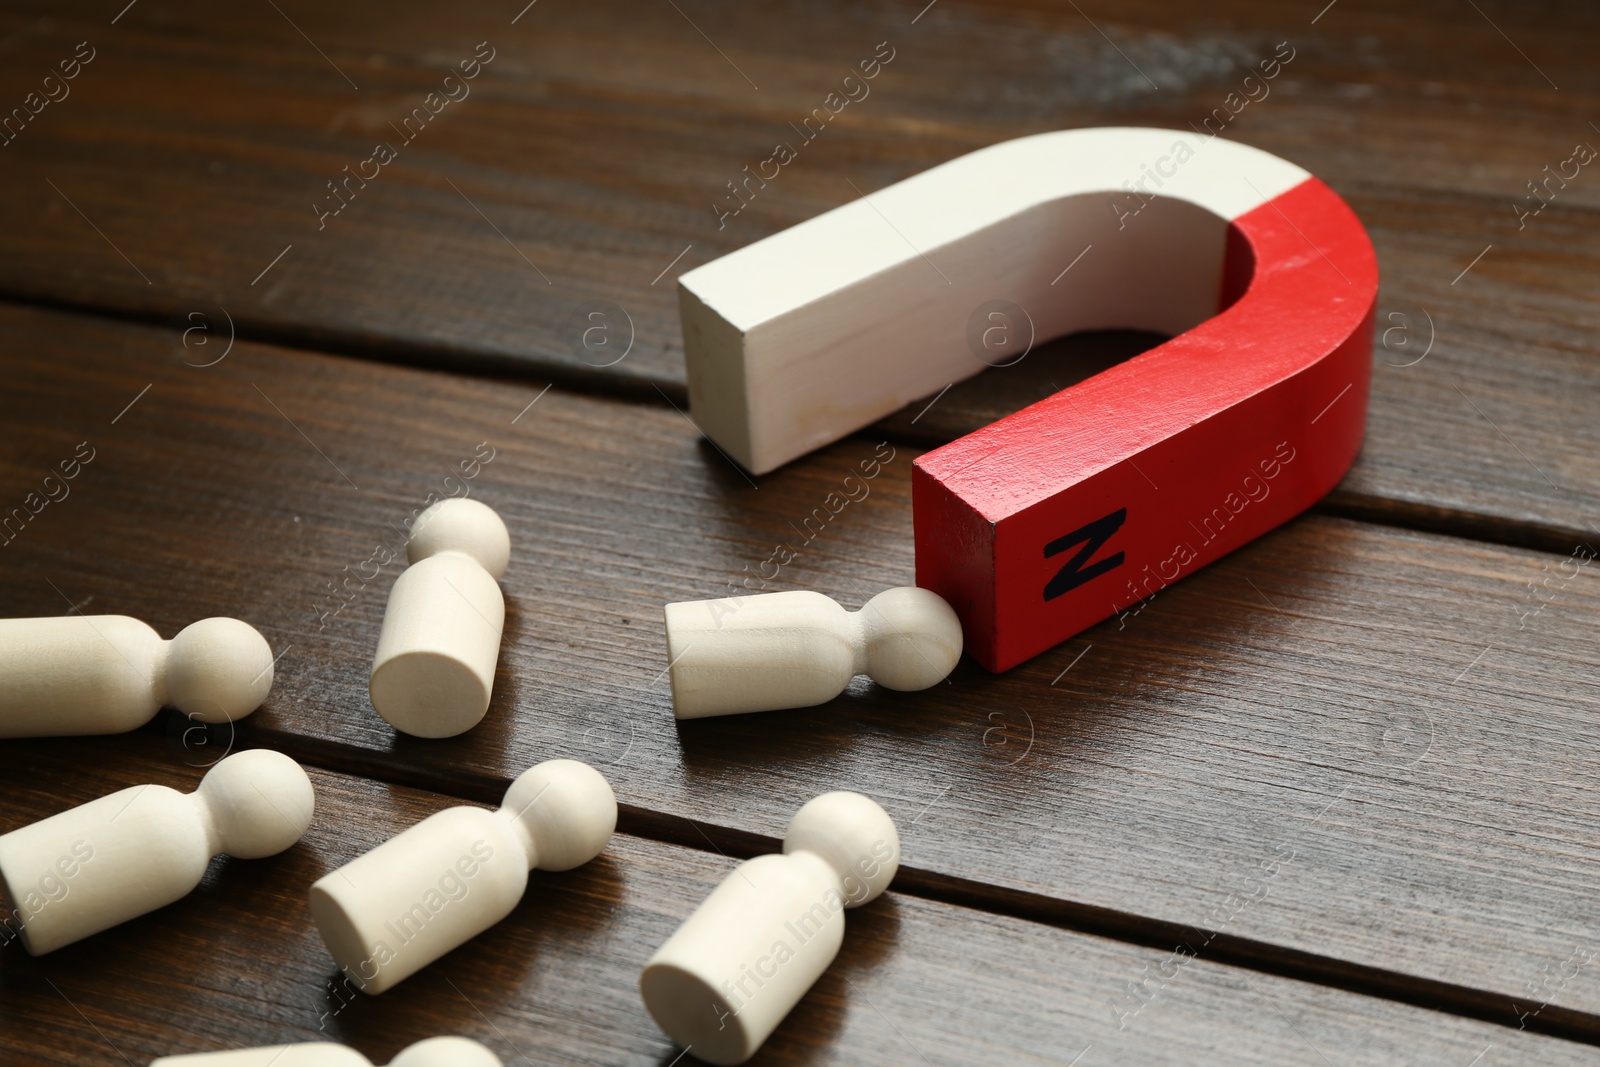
left=1043, top=508, right=1127, bottom=600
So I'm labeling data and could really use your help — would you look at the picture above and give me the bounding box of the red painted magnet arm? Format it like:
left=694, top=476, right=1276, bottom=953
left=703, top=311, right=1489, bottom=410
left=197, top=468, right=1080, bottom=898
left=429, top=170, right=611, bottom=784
left=914, top=177, right=1378, bottom=672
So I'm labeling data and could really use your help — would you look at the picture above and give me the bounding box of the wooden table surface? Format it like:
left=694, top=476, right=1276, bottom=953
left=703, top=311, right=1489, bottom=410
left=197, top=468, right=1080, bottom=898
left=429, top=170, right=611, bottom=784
left=2, top=1, right=1598, bottom=1064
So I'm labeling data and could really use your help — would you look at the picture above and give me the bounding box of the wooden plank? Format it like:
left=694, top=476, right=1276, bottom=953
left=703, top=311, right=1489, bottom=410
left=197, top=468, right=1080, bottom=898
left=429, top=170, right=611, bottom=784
left=4, top=302, right=1599, bottom=1037
left=0, top=0, right=1597, bottom=537
left=0, top=733, right=1593, bottom=1066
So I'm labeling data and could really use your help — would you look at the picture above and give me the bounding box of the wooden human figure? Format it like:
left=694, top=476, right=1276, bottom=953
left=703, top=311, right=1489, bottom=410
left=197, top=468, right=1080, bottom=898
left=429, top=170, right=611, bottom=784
left=149, top=1036, right=503, bottom=1066
left=370, top=497, right=511, bottom=738
left=0, top=750, right=315, bottom=954
left=0, top=614, right=276, bottom=738
left=310, top=760, right=616, bottom=994
left=663, top=587, right=962, bottom=717
left=640, top=791, right=900, bottom=1065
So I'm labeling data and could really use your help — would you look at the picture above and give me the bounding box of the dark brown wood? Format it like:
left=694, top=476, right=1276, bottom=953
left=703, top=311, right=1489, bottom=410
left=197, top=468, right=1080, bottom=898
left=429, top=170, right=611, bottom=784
left=0, top=0, right=1597, bottom=542
left=4, top=303, right=1599, bottom=1043
left=0, top=733, right=1592, bottom=1066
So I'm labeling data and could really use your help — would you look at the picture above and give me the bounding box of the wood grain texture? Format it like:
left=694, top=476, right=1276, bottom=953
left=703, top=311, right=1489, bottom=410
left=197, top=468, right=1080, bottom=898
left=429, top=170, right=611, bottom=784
left=0, top=733, right=1594, bottom=1067
left=3, top=302, right=1599, bottom=1039
left=0, top=0, right=1596, bottom=539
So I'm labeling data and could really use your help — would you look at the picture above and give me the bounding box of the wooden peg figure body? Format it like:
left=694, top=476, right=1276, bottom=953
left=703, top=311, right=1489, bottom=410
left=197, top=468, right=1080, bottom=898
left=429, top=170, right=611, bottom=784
left=370, top=498, right=511, bottom=738
left=0, top=614, right=275, bottom=738
left=310, top=760, right=616, bottom=994
left=640, top=791, right=901, bottom=1065
left=663, top=587, right=962, bottom=717
left=0, top=750, right=314, bottom=954
left=150, top=1036, right=504, bottom=1066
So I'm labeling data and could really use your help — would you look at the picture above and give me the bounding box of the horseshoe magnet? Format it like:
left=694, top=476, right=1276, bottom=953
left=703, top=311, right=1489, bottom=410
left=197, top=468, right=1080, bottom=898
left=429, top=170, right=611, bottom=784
left=678, top=127, right=1377, bottom=672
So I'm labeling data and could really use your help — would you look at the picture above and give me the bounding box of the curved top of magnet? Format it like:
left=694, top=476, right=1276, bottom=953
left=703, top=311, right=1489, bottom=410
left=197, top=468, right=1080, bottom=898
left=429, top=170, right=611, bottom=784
left=686, top=127, right=1308, bottom=327
left=678, top=126, right=1376, bottom=476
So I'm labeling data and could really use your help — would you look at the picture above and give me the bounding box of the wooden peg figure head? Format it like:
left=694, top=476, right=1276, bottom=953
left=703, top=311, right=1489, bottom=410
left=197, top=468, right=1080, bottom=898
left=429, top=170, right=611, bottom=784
left=165, top=617, right=276, bottom=723
left=407, top=497, right=511, bottom=577
left=854, top=587, right=963, bottom=692
left=196, top=749, right=318, bottom=858
left=783, top=791, right=900, bottom=906
left=503, top=759, right=619, bottom=871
